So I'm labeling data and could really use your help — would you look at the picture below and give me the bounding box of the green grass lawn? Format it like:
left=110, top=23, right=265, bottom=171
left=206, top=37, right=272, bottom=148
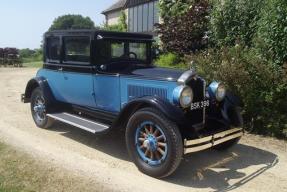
left=22, top=61, right=43, bottom=68
left=0, top=142, right=105, bottom=192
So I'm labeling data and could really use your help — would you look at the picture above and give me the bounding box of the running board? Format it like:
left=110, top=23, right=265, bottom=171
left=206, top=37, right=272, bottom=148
left=47, top=112, right=110, bottom=134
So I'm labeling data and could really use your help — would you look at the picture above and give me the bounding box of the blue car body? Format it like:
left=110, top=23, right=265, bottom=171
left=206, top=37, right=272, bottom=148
left=22, top=30, right=244, bottom=178
left=22, top=29, right=243, bottom=154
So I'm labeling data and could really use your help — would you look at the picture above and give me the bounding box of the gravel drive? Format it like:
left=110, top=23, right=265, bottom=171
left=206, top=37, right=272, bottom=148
left=0, top=68, right=286, bottom=192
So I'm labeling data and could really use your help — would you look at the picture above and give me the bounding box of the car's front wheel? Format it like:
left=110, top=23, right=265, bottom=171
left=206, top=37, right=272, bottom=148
left=30, top=87, right=54, bottom=129
left=126, top=108, right=183, bottom=178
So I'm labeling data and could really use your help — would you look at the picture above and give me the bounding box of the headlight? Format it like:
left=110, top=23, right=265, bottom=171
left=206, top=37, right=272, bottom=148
left=173, top=86, right=193, bottom=108
left=208, top=81, right=226, bottom=102
left=216, top=83, right=226, bottom=101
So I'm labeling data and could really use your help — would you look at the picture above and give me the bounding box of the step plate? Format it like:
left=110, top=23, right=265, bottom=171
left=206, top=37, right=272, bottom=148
left=47, top=112, right=110, bottom=134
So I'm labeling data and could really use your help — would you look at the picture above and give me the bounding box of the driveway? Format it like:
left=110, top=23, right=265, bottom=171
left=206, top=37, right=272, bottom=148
left=0, top=68, right=286, bottom=192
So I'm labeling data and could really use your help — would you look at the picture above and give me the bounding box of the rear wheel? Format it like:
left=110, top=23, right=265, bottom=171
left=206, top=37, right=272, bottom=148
left=126, top=108, right=183, bottom=178
left=30, top=87, right=54, bottom=129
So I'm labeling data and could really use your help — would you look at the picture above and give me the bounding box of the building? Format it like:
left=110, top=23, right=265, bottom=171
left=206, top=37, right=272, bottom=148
left=102, top=0, right=159, bottom=34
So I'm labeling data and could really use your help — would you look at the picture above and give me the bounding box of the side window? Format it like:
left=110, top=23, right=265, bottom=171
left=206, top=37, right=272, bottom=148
left=46, top=37, right=61, bottom=62
left=129, top=43, right=147, bottom=60
left=111, top=42, right=125, bottom=58
left=64, top=36, right=90, bottom=64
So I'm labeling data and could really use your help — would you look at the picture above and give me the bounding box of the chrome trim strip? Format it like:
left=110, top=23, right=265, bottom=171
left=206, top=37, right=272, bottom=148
left=184, top=128, right=243, bottom=154
left=203, top=79, right=207, bottom=125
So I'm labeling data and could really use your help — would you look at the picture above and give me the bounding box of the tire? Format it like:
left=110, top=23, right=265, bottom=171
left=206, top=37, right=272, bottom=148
left=126, top=108, right=183, bottom=178
left=213, top=136, right=241, bottom=151
left=30, top=87, right=54, bottom=129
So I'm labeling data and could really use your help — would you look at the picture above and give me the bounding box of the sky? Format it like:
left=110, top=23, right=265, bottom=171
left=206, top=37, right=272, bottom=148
left=0, top=0, right=118, bottom=49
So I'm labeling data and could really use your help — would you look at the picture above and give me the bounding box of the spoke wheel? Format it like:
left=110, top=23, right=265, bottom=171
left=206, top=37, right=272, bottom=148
left=126, top=108, right=183, bottom=178
left=32, top=95, right=46, bottom=124
left=30, top=87, right=54, bottom=129
left=135, top=121, right=168, bottom=166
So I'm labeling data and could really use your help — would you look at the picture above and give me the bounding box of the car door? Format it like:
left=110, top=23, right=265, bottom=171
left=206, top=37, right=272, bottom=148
left=60, top=35, right=96, bottom=108
left=41, top=36, right=67, bottom=102
left=93, top=38, right=122, bottom=113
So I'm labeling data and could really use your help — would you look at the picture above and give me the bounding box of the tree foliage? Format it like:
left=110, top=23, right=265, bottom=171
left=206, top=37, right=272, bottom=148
left=159, top=0, right=191, bottom=20
left=255, top=0, right=287, bottom=65
left=210, top=0, right=264, bottom=47
left=156, top=0, right=210, bottom=55
left=49, top=14, right=96, bottom=31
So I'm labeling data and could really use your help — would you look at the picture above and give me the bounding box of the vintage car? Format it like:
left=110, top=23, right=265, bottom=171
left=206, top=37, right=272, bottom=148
left=22, top=30, right=243, bottom=178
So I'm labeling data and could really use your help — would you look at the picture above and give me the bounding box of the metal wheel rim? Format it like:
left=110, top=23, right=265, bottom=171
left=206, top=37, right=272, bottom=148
left=32, top=95, right=46, bottom=124
left=135, top=121, right=168, bottom=166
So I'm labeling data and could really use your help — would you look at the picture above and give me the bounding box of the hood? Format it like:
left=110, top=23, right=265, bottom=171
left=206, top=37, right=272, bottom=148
left=130, top=67, right=184, bottom=81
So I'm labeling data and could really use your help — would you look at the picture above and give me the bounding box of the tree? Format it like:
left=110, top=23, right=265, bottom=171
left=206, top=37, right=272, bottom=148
left=210, top=0, right=264, bottom=47
left=157, top=0, right=210, bottom=55
left=255, top=0, right=287, bottom=65
left=49, top=14, right=96, bottom=31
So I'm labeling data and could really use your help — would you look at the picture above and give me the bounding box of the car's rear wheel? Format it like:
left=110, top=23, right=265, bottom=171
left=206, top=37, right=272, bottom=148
left=126, top=108, right=183, bottom=178
left=31, top=87, right=54, bottom=129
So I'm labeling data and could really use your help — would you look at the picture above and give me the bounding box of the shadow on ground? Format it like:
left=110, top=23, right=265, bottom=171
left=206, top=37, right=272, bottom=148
left=49, top=122, right=279, bottom=192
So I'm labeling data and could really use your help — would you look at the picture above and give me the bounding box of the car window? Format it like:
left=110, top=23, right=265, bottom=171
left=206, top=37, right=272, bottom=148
left=129, top=43, right=147, bottom=60
left=97, top=40, right=148, bottom=64
left=64, top=36, right=90, bottom=64
left=111, top=42, right=125, bottom=58
left=46, top=37, right=60, bottom=62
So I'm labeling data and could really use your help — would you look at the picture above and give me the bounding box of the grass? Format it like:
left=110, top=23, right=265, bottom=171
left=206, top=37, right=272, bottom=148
left=22, top=61, right=43, bottom=68
left=0, top=142, right=106, bottom=192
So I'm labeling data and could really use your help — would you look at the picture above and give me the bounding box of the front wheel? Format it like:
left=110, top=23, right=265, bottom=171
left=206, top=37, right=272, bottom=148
left=126, top=108, right=183, bottom=178
left=30, top=87, right=54, bottom=129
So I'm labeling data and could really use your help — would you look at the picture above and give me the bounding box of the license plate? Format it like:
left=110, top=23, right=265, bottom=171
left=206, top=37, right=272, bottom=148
left=191, top=100, right=210, bottom=111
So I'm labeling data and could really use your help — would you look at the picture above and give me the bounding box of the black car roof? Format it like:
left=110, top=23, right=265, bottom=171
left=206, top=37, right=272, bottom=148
left=45, top=30, right=153, bottom=41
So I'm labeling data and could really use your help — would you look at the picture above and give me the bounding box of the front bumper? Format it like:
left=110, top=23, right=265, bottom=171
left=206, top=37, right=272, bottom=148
left=184, top=128, right=243, bottom=154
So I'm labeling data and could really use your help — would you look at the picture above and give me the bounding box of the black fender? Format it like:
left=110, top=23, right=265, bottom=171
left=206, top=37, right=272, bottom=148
left=113, top=96, right=185, bottom=128
left=23, top=77, right=56, bottom=112
left=221, top=91, right=244, bottom=127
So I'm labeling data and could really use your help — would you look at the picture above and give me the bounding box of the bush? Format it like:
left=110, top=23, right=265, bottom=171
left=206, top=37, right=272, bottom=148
left=155, top=53, right=186, bottom=69
left=189, top=46, right=287, bottom=138
left=255, top=0, right=287, bottom=65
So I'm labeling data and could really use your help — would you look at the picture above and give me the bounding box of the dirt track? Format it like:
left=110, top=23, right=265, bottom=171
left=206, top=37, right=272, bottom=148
left=0, top=68, right=286, bottom=192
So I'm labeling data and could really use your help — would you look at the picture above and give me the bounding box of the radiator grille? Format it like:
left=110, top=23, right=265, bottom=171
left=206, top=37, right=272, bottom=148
left=186, top=78, right=206, bottom=125
left=128, top=85, right=167, bottom=101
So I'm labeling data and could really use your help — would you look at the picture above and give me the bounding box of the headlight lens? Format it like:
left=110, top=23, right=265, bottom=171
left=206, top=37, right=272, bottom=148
left=216, top=83, right=226, bottom=102
left=180, top=86, right=193, bottom=108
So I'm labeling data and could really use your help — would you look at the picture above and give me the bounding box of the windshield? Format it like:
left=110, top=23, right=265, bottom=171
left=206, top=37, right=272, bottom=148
left=96, top=40, right=150, bottom=64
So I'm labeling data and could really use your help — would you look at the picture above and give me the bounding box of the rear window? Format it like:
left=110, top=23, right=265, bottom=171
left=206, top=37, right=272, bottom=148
left=46, top=37, right=61, bottom=62
left=64, top=36, right=90, bottom=64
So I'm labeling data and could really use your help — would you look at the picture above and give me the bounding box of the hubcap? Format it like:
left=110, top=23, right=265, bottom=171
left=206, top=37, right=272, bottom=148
left=135, top=121, right=168, bottom=166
